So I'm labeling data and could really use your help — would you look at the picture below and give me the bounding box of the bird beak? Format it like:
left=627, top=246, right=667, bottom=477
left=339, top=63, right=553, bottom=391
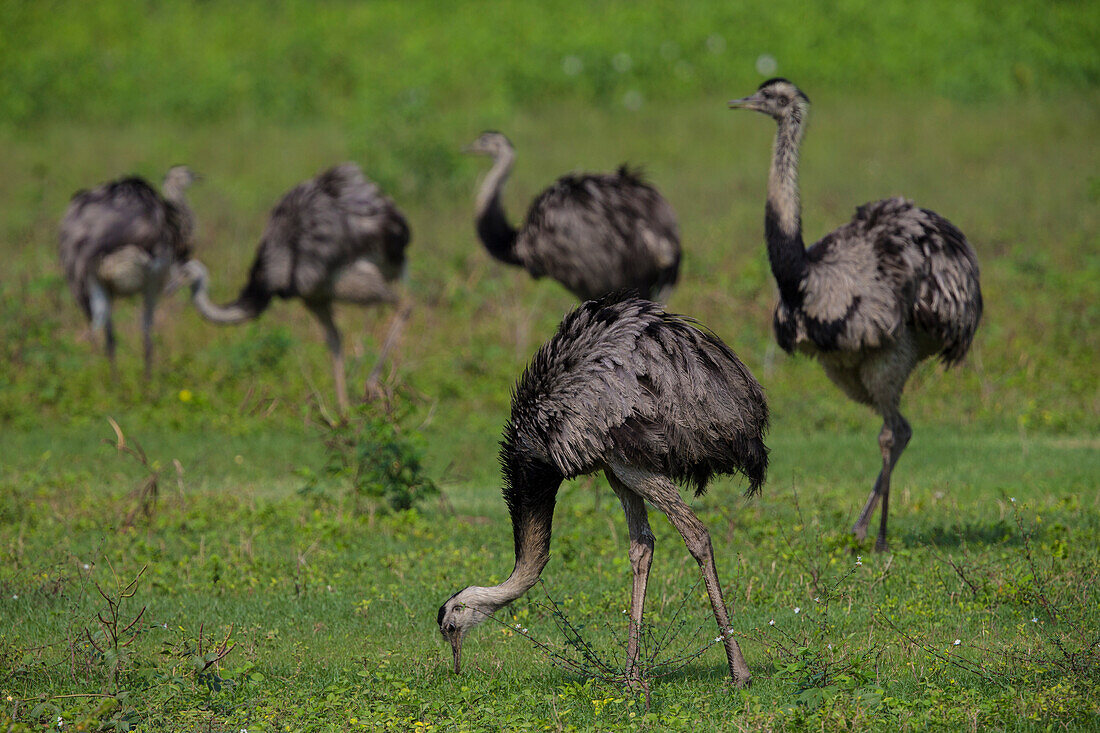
left=449, top=633, right=463, bottom=674
left=461, top=143, right=482, bottom=155
left=727, top=93, right=762, bottom=111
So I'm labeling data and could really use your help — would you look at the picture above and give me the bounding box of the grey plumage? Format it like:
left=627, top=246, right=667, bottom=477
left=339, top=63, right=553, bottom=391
left=466, top=132, right=681, bottom=301
left=730, top=78, right=982, bottom=551
left=58, top=166, right=197, bottom=378
left=438, top=295, right=768, bottom=688
left=175, top=163, right=410, bottom=412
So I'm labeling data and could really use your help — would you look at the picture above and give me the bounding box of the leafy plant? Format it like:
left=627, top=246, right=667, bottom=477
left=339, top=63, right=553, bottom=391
left=81, top=566, right=147, bottom=692
left=312, top=390, right=438, bottom=514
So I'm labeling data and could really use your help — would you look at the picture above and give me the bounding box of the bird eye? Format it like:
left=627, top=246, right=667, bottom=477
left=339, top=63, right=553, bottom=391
left=778, top=97, right=789, bottom=107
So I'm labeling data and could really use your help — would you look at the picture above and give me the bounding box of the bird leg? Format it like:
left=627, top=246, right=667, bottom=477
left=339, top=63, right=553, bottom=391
left=609, top=463, right=751, bottom=688
left=851, top=413, right=911, bottom=552
left=606, top=471, right=655, bottom=691
left=88, top=278, right=117, bottom=374
left=141, top=285, right=158, bottom=381
left=365, top=300, right=412, bottom=401
left=307, top=302, right=349, bottom=415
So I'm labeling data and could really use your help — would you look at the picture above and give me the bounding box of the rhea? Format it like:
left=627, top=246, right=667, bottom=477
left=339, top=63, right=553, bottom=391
left=438, top=296, right=769, bottom=688
left=729, top=79, right=982, bottom=551
left=173, top=163, right=410, bottom=413
left=59, top=166, right=198, bottom=378
left=465, top=132, right=681, bottom=301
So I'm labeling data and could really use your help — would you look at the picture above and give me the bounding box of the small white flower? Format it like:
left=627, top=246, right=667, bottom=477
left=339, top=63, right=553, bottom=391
left=953, top=639, right=961, bottom=646
left=514, top=623, right=521, bottom=629
left=814, top=597, right=821, bottom=603
left=727, top=627, right=735, bottom=634
left=522, top=628, right=528, bottom=634
left=827, top=644, right=833, bottom=649
left=622, top=609, right=627, bottom=614
left=1031, top=617, right=1039, bottom=623
left=794, top=607, right=801, bottom=614
left=83, top=564, right=90, bottom=570
left=1010, top=497, right=1016, bottom=503
left=855, top=560, right=863, bottom=566
left=11, top=595, right=16, bottom=600
left=768, top=619, right=775, bottom=626
left=714, top=637, right=723, bottom=643
left=162, top=623, right=168, bottom=629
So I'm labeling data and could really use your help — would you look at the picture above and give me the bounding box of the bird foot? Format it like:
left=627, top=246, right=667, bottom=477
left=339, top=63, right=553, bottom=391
left=850, top=524, right=869, bottom=542
left=873, top=537, right=890, bottom=553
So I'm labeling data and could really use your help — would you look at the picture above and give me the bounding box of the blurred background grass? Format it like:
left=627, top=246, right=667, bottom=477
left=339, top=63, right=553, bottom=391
left=1, top=0, right=1097, bottom=470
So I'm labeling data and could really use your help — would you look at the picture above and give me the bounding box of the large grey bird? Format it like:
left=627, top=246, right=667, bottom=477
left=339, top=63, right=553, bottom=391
left=173, top=163, right=410, bottom=413
left=464, top=132, right=681, bottom=301
left=59, top=166, right=197, bottom=378
left=438, top=295, right=769, bottom=689
left=729, top=79, right=982, bottom=551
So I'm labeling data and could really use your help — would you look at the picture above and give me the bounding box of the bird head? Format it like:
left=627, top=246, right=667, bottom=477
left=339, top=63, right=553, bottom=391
left=437, top=586, right=496, bottom=674
left=728, top=78, right=810, bottom=120
left=462, top=131, right=514, bottom=159
left=164, top=165, right=201, bottom=191
left=165, top=258, right=209, bottom=297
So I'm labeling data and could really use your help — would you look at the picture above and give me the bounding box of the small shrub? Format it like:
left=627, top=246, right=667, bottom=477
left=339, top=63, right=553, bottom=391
left=312, top=391, right=437, bottom=514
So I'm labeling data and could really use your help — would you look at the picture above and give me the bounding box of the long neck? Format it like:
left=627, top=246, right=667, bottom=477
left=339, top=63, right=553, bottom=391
left=475, top=152, right=521, bottom=266
left=163, top=182, right=196, bottom=246
left=765, top=108, right=809, bottom=304
left=162, top=180, right=189, bottom=208
left=473, top=452, right=562, bottom=612
left=190, top=266, right=265, bottom=324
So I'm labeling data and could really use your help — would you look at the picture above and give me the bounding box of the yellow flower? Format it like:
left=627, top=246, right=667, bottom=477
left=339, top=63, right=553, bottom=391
left=179, top=389, right=193, bottom=403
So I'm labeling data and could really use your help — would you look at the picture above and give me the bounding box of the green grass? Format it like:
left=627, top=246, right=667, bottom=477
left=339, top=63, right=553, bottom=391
left=2, top=426, right=1098, bottom=730
left=2, top=0, right=1099, bottom=729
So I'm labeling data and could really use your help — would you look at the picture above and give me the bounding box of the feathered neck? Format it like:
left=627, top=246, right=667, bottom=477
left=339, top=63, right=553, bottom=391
left=488, top=445, right=562, bottom=604
left=474, top=150, right=522, bottom=266
left=162, top=179, right=195, bottom=246
left=764, top=106, right=809, bottom=304
left=162, top=180, right=190, bottom=207
left=183, top=260, right=267, bottom=324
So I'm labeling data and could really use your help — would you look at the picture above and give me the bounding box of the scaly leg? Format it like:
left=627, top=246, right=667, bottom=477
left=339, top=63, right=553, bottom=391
left=851, top=411, right=911, bottom=552
left=609, top=463, right=751, bottom=687
left=606, top=470, right=655, bottom=690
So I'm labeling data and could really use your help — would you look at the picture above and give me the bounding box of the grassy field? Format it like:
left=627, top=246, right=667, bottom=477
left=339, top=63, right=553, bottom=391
left=2, top=1, right=1100, bottom=730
